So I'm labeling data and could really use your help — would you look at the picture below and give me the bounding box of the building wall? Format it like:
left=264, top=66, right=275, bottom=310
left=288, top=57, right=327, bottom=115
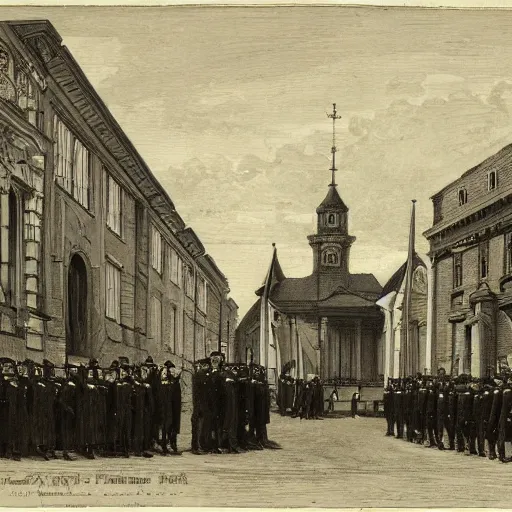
left=0, top=22, right=237, bottom=394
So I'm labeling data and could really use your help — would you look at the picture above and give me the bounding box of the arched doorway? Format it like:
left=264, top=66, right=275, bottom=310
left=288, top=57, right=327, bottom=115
left=67, top=253, right=88, bottom=357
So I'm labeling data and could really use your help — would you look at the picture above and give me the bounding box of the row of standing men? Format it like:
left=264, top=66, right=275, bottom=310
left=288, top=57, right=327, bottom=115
left=0, top=355, right=181, bottom=461
left=277, top=374, right=324, bottom=419
left=191, top=351, right=280, bottom=454
left=384, top=368, right=512, bottom=463
left=0, top=350, right=278, bottom=461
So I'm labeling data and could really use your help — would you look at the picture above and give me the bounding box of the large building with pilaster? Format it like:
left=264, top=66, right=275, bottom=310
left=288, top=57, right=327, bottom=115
left=0, top=19, right=237, bottom=376
left=424, top=143, right=512, bottom=377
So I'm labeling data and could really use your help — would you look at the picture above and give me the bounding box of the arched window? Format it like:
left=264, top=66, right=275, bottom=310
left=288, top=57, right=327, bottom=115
left=326, top=213, right=338, bottom=226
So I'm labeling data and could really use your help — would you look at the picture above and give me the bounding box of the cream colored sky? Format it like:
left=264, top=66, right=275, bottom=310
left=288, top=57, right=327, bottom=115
left=3, top=4, right=512, bottom=318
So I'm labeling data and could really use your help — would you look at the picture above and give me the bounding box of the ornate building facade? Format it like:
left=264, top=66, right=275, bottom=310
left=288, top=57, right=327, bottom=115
left=0, top=20, right=237, bottom=373
left=424, top=143, right=512, bottom=377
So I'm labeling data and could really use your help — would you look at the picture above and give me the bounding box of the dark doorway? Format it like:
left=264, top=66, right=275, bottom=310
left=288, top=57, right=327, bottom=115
left=67, top=253, right=88, bottom=357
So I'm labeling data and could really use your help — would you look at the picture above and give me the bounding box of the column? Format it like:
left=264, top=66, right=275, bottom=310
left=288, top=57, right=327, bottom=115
left=319, top=317, right=327, bottom=378
left=289, top=317, right=297, bottom=378
left=355, top=318, right=362, bottom=381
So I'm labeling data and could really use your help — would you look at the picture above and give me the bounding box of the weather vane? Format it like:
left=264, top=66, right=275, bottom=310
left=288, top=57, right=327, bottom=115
left=327, top=103, right=342, bottom=187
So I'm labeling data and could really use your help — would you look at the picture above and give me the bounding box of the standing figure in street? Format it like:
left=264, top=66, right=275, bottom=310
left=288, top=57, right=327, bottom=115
left=383, top=379, right=394, bottom=436
left=221, top=364, right=242, bottom=453
left=497, top=371, right=512, bottom=463
left=351, top=385, right=361, bottom=419
left=59, top=364, right=79, bottom=461
left=131, top=365, right=147, bottom=458
left=425, top=379, right=438, bottom=448
left=1, top=359, right=23, bottom=460
left=140, top=364, right=155, bottom=457
left=191, top=358, right=211, bottom=455
left=487, top=378, right=503, bottom=460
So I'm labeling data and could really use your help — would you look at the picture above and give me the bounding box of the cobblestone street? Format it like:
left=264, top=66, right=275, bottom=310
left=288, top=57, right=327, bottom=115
left=0, top=412, right=511, bottom=508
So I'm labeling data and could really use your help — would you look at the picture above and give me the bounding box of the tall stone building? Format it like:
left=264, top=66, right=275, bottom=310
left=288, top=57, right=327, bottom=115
left=424, top=143, right=512, bottom=377
left=0, top=20, right=237, bottom=372
left=236, top=105, right=383, bottom=386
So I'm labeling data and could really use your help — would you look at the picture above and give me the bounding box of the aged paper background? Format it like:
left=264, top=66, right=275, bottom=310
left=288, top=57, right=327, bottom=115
left=1, top=0, right=512, bottom=510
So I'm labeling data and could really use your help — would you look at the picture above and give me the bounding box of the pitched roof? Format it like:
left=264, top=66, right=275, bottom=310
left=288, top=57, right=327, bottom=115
left=316, top=186, right=349, bottom=213
left=378, top=252, right=426, bottom=299
left=269, top=273, right=382, bottom=304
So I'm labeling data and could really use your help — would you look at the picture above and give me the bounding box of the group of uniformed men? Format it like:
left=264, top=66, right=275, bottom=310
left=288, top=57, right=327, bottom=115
left=0, top=349, right=278, bottom=462
left=191, top=351, right=279, bottom=454
left=0, top=355, right=182, bottom=461
left=277, top=373, right=324, bottom=419
left=384, top=367, right=512, bottom=463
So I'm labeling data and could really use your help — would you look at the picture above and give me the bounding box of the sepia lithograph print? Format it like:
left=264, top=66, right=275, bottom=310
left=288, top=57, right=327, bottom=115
left=1, top=1, right=512, bottom=509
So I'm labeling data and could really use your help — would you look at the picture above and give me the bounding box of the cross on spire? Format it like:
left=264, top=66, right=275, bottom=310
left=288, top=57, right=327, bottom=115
left=327, top=103, right=342, bottom=187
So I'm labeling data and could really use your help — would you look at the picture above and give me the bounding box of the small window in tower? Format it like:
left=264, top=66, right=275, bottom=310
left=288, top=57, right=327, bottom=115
left=326, top=213, right=337, bottom=227
left=458, top=187, right=468, bottom=206
left=488, top=170, right=497, bottom=191
left=322, top=248, right=340, bottom=266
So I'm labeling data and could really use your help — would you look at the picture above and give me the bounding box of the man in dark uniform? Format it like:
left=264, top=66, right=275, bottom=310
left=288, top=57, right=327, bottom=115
left=497, top=370, right=512, bottom=463
left=470, top=378, right=485, bottom=457
left=487, top=376, right=503, bottom=460
left=167, top=361, right=182, bottom=454
left=59, top=364, right=79, bottom=461
left=292, top=379, right=304, bottom=419
left=425, top=379, right=438, bottom=447
left=1, top=359, right=23, bottom=460
left=351, top=385, right=361, bottom=419
left=191, top=358, right=211, bottom=455
left=117, top=361, right=133, bottom=457
left=383, top=379, right=394, bottom=436
left=144, top=356, right=160, bottom=451
left=416, top=377, right=428, bottom=444
left=436, top=377, right=447, bottom=450
left=139, top=363, right=155, bottom=457
left=104, top=362, right=119, bottom=456
left=208, top=351, right=225, bottom=453
left=393, top=379, right=405, bottom=440
left=28, top=361, right=54, bottom=461
left=221, top=364, right=242, bottom=453
left=446, top=378, right=457, bottom=450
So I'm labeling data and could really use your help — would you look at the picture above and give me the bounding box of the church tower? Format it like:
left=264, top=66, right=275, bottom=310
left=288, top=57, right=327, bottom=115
left=307, top=104, right=356, bottom=286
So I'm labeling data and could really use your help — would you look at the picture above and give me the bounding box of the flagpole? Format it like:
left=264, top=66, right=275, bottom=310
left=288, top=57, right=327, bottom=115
left=403, top=200, right=416, bottom=377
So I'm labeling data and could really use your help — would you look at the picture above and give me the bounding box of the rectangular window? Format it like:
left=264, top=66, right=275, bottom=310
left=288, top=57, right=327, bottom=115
left=106, top=173, right=122, bottom=236
left=458, top=187, right=467, bottom=206
left=196, top=324, right=206, bottom=361
left=151, top=225, right=162, bottom=273
left=170, top=305, right=177, bottom=353
left=479, top=242, right=489, bottom=280
left=453, top=253, right=463, bottom=288
left=53, top=115, right=91, bottom=210
left=170, top=248, right=182, bottom=286
left=105, top=261, right=121, bottom=323
left=150, top=296, right=162, bottom=345
left=488, top=170, right=497, bottom=191
left=505, top=233, right=512, bottom=275
left=185, top=265, right=194, bottom=298
left=197, top=276, right=207, bottom=311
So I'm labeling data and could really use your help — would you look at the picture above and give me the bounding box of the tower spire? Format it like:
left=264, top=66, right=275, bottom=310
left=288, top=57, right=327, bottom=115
left=327, top=103, right=342, bottom=187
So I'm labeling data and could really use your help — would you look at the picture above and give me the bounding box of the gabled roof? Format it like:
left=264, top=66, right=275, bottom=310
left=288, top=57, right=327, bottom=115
left=316, top=186, right=349, bottom=213
left=378, top=252, right=426, bottom=300
left=269, top=273, right=382, bottom=304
